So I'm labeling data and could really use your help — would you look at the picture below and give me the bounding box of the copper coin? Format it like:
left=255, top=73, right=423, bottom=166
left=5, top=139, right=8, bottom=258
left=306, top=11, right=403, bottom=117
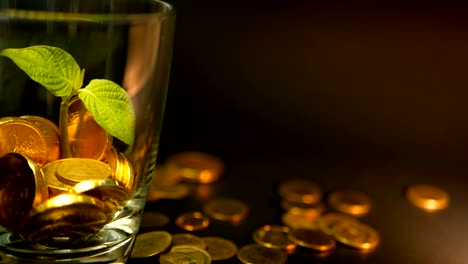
left=328, top=190, right=372, bottom=217
left=203, top=198, right=248, bottom=223
left=278, top=179, right=322, bottom=204
left=67, top=97, right=112, bottom=160
left=406, top=184, right=450, bottom=212
left=20, top=115, right=60, bottom=163
left=288, top=228, right=336, bottom=252
left=0, top=153, right=48, bottom=232
left=202, top=236, right=238, bottom=261
left=252, top=225, right=296, bottom=253
left=165, top=151, right=224, bottom=184
left=175, top=212, right=211, bottom=232
left=0, top=118, right=48, bottom=165
left=237, top=244, right=287, bottom=264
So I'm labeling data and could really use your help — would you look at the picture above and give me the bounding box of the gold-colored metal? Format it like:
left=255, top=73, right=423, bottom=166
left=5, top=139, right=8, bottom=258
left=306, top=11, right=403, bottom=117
left=171, top=233, right=207, bottom=249
left=278, top=179, right=322, bottom=204
left=160, top=245, right=212, bottom=264
left=130, top=231, right=172, bottom=258
left=236, top=244, right=288, bottom=264
left=23, top=193, right=108, bottom=244
left=165, top=151, right=224, bottom=184
left=140, top=211, right=171, bottom=231
left=151, top=165, right=183, bottom=187
left=114, top=151, right=135, bottom=191
left=405, top=184, right=450, bottom=212
left=327, top=190, right=372, bottom=217
left=20, top=115, right=60, bottom=163
left=175, top=212, right=211, bottom=232
left=0, top=152, right=48, bottom=233
left=316, top=213, right=358, bottom=235
left=0, top=118, right=48, bottom=165
left=252, top=225, right=296, bottom=253
left=147, top=184, right=190, bottom=201
left=281, top=212, right=318, bottom=231
left=55, top=158, right=113, bottom=185
left=288, top=228, right=336, bottom=252
left=280, top=200, right=325, bottom=221
left=202, top=198, right=248, bottom=223
left=67, top=97, right=112, bottom=160
left=331, top=220, right=380, bottom=251
left=202, top=236, right=238, bottom=261
left=73, top=178, right=129, bottom=215
left=41, top=159, right=74, bottom=196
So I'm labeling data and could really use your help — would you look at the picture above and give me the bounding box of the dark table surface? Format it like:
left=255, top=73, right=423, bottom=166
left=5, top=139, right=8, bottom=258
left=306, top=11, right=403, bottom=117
left=130, top=1, right=468, bottom=263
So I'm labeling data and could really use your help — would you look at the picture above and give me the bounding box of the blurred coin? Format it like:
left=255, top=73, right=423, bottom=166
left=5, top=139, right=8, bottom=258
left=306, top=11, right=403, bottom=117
left=252, top=225, right=296, bottom=253
left=171, top=233, right=206, bottom=249
left=55, top=158, right=112, bottom=185
left=151, top=164, right=183, bottom=187
left=67, top=97, right=112, bottom=160
left=24, top=193, right=108, bottom=244
left=203, top=198, right=248, bottom=223
left=0, top=152, right=48, bottom=232
left=140, top=211, right=170, bottom=231
left=20, top=115, right=60, bottom=163
left=288, top=228, right=336, bottom=252
left=237, top=244, right=287, bottom=264
left=0, top=118, right=48, bottom=165
left=332, top=220, right=380, bottom=251
left=202, top=236, right=238, bottom=261
left=328, top=190, right=372, bottom=217
left=175, top=212, right=211, bottom=232
left=316, top=212, right=358, bottom=235
left=130, top=230, right=172, bottom=258
left=165, top=151, right=224, bottom=184
left=160, top=245, right=211, bottom=264
left=405, top=184, right=449, bottom=212
left=147, top=184, right=190, bottom=201
left=278, top=179, right=321, bottom=204
left=42, top=160, right=74, bottom=196
left=280, top=200, right=325, bottom=220
left=73, top=178, right=129, bottom=215
left=281, top=212, right=318, bottom=231
left=114, top=151, right=135, bottom=191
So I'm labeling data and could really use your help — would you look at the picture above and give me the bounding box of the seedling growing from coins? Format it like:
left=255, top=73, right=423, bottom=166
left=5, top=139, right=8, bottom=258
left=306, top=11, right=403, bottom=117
left=0, top=45, right=135, bottom=157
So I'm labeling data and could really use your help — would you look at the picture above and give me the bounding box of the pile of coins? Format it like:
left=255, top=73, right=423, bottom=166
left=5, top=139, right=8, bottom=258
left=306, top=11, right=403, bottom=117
left=0, top=97, right=134, bottom=245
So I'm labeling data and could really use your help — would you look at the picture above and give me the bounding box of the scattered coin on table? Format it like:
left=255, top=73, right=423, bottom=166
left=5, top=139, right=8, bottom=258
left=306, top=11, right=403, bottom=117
left=175, top=211, right=211, bottom=231
left=203, top=197, right=249, bottom=223
left=130, top=230, right=172, bottom=258
left=202, top=236, right=238, bottom=261
left=327, top=189, right=372, bottom=217
left=171, top=233, right=207, bottom=249
left=165, top=151, right=224, bottom=184
left=405, top=184, right=449, bottom=212
left=160, top=245, right=211, bottom=264
left=252, top=225, right=297, bottom=253
left=237, top=244, right=288, bottom=264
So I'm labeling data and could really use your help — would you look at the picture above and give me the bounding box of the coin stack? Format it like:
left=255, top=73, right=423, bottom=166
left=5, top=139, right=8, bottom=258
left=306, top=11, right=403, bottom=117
left=0, top=98, right=135, bottom=245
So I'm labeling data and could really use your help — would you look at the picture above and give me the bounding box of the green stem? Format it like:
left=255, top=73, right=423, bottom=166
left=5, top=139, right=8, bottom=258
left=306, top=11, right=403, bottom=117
left=59, top=96, right=73, bottom=158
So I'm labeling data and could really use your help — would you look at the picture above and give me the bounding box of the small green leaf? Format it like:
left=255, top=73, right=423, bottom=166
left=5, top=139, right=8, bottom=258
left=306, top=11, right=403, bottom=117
left=78, top=79, right=135, bottom=147
left=0, top=45, right=83, bottom=97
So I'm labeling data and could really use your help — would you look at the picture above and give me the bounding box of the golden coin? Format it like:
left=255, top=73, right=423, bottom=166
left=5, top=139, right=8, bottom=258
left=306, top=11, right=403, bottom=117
left=114, top=151, right=135, bottom=191
left=41, top=159, right=74, bottom=196
left=175, top=212, right=211, bottom=232
left=130, top=231, right=172, bottom=258
left=55, top=158, right=112, bottom=185
left=140, top=211, right=171, bottom=231
left=280, top=200, right=325, bottom=220
left=67, top=97, right=112, bottom=160
left=288, top=228, right=336, bottom=252
left=278, top=179, right=322, bottom=204
left=405, top=184, right=450, bottom=212
left=328, top=190, right=372, bottom=217
left=202, top=236, right=238, bottom=261
left=0, top=118, right=48, bottom=165
left=0, top=152, right=48, bottom=233
left=20, top=115, right=60, bottom=163
left=151, top=165, right=183, bottom=187
left=171, top=233, right=207, bottom=249
left=160, top=245, right=212, bottom=264
left=23, top=193, right=108, bottom=243
left=281, top=212, right=318, bottom=231
left=332, top=220, right=380, bottom=251
left=237, top=244, right=288, bottom=264
left=316, top=212, right=358, bottom=235
left=73, top=178, right=129, bottom=215
left=203, top=198, right=248, bottom=223
left=147, top=184, right=190, bottom=201
left=165, top=151, right=224, bottom=184
left=252, top=225, right=296, bottom=253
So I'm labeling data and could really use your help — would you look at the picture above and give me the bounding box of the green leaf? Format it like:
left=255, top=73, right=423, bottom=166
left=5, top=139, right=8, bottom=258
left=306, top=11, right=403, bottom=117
left=78, top=79, right=135, bottom=147
left=0, top=45, right=83, bottom=97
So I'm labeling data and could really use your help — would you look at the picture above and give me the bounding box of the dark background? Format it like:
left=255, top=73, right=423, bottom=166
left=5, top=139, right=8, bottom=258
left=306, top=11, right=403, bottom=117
left=138, top=1, right=468, bottom=264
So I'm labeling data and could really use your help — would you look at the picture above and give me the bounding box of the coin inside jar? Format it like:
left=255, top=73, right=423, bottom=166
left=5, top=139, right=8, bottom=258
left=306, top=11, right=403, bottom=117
left=165, top=151, right=224, bottom=184
left=42, top=160, right=74, bottom=196
left=55, top=158, right=113, bottom=185
left=20, top=115, right=60, bottom=163
left=252, top=225, right=296, bottom=253
left=405, top=184, right=450, bottom=212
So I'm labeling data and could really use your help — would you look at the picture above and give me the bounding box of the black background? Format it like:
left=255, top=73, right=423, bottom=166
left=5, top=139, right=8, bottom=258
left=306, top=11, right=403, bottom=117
left=131, top=2, right=468, bottom=264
